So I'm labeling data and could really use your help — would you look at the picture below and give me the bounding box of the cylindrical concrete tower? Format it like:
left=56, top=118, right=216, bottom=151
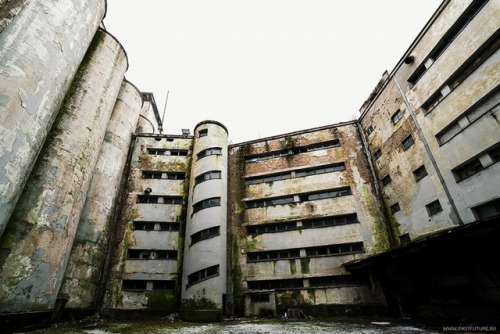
left=0, top=29, right=128, bottom=313
left=0, top=0, right=106, bottom=237
left=182, top=121, right=229, bottom=310
left=59, top=80, right=143, bottom=310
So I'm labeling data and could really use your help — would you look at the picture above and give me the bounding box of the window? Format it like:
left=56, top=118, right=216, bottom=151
left=413, top=165, right=428, bottom=182
left=309, top=275, right=369, bottom=288
left=127, top=249, right=177, bottom=260
left=192, top=197, right=221, bottom=214
left=295, top=163, right=346, bottom=177
left=137, top=195, right=183, bottom=204
left=399, top=233, right=411, bottom=245
left=152, top=280, right=176, bottom=290
left=402, top=135, right=414, bottom=151
left=304, top=242, right=364, bottom=257
left=381, top=174, right=391, bottom=186
left=187, top=265, right=219, bottom=287
left=146, top=148, right=188, bottom=156
left=199, top=129, right=208, bottom=137
left=299, top=187, right=351, bottom=201
left=390, top=203, right=400, bottom=214
left=489, top=145, right=500, bottom=163
left=453, top=158, right=483, bottom=182
left=194, top=171, right=222, bottom=186
left=473, top=199, right=500, bottom=220
left=245, top=172, right=291, bottom=185
left=132, top=221, right=179, bottom=231
left=391, top=109, right=403, bottom=124
left=426, top=200, right=443, bottom=216
left=142, top=171, right=185, bottom=180
left=247, top=249, right=300, bottom=262
left=197, top=147, right=222, bottom=160
left=301, top=214, right=358, bottom=229
left=122, top=280, right=147, bottom=291
left=365, top=125, right=374, bottom=136
left=190, top=226, right=220, bottom=246
left=247, top=279, right=303, bottom=290
left=250, top=294, right=270, bottom=303
left=373, top=149, right=382, bottom=160
left=245, top=196, right=294, bottom=209
left=407, top=0, right=488, bottom=86
left=247, top=222, right=298, bottom=234
left=244, top=139, right=340, bottom=163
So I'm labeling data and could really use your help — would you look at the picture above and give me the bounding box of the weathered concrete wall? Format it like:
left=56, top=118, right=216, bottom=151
left=0, top=0, right=29, bottom=32
left=0, top=0, right=106, bottom=236
left=104, top=134, right=192, bottom=311
left=0, top=29, right=127, bottom=313
left=59, top=80, right=143, bottom=310
left=228, top=124, right=387, bottom=315
left=182, top=121, right=229, bottom=310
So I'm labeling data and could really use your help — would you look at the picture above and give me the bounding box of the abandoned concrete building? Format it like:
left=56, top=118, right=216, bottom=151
left=0, top=0, right=499, bottom=330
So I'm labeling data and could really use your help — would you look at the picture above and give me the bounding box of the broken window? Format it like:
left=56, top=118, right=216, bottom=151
left=391, top=109, right=403, bottom=124
left=199, top=129, right=208, bottom=137
left=381, top=174, right=392, bottom=186
left=402, top=135, right=415, bottom=151
left=187, top=265, right=219, bottom=286
left=426, top=200, right=443, bottom=216
left=390, top=202, right=401, bottom=214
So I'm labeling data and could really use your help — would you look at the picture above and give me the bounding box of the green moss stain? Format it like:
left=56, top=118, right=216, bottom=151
left=232, top=238, right=245, bottom=296
left=146, top=290, right=177, bottom=310
left=360, top=184, right=391, bottom=254
left=300, top=258, right=310, bottom=274
left=289, top=259, right=296, bottom=275
left=181, top=288, right=218, bottom=310
left=306, top=289, right=316, bottom=304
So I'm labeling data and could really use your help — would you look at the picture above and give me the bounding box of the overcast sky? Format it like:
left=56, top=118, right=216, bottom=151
left=104, top=1, right=439, bottom=143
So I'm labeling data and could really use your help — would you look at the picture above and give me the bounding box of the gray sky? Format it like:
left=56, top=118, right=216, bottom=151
left=104, top=1, right=439, bottom=143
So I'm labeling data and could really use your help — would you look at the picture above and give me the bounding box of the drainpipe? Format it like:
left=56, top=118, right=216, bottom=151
left=392, top=76, right=463, bottom=225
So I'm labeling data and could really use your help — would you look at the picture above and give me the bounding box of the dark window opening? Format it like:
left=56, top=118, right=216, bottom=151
left=194, top=170, right=222, bottom=186
left=399, top=233, right=411, bottom=245
left=301, top=214, right=358, bottom=229
left=391, top=109, right=403, bottom=124
left=245, top=196, right=294, bottom=209
left=152, top=280, right=176, bottom=290
left=373, top=149, right=382, bottom=160
left=365, top=125, right=374, bottom=136
left=299, top=187, right=351, bottom=201
left=127, top=249, right=177, bottom=260
left=192, top=197, right=221, bottom=214
left=426, top=200, right=443, bottom=216
left=137, top=195, right=182, bottom=204
left=309, top=275, right=370, bottom=288
left=247, top=248, right=300, bottom=262
left=247, top=221, right=298, bottom=234
left=381, top=174, right=392, bottom=186
left=304, top=242, right=364, bottom=257
left=390, top=203, right=401, bottom=214
left=197, top=147, right=222, bottom=160
left=413, top=165, right=428, bottom=182
left=402, top=135, right=415, bottom=151
left=247, top=279, right=303, bottom=290
left=190, top=226, right=220, bottom=246
left=473, top=199, right=500, bottom=220
left=187, top=265, right=219, bottom=287
left=146, top=148, right=188, bottom=156
left=122, top=280, right=147, bottom=291
left=199, top=129, right=208, bottom=137
left=453, top=158, right=484, bottom=182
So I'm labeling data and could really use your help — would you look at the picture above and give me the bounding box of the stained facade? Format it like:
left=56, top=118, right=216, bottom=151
left=0, top=0, right=499, bottom=330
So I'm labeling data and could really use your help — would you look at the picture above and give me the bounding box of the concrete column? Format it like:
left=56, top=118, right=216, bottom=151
left=0, top=29, right=127, bottom=313
left=59, top=80, right=143, bottom=310
left=0, top=0, right=106, bottom=236
left=182, top=121, right=229, bottom=310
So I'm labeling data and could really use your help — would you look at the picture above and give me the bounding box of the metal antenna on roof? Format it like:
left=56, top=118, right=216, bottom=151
left=160, top=90, right=169, bottom=134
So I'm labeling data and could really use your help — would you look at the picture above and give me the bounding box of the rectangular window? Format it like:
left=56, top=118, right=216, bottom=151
left=247, top=221, right=298, bottom=234
left=402, top=135, right=415, bottom=151
left=192, top=197, right=221, bottom=214
left=245, top=172, right=291, bottom=185
left=247, top=248, right=300, bottom=262
left=244, top=139, right=340, bottom=163
left=122, top=280, right=147, bottom=291
left=137, top=195, right=182, bottom=204
left=426, top=200, right=443, bottom=216
left=197, top=147, right=222, bottom=160
left=142, top=171, right=163, bottom=179
left=472, top=199, right=500, bottom=220
left=413, top=165, right=428, bottom=182
left=250, top=294, right=270, bottom=303
left=365, top=125, right=374, bottom=136
left=247, top=279, right=303, bottom=290
left=381, top=174, right=391, bottom=186
left=194, top=170, right=222, bottom=186
left=295, top=163, right=346, bottom=177
left=489, top=145, right=500, bottom=163
left=304, top=242, right=364, bottom=257
left=391, top=109, right=403, bottom=124
left=373, top=149, right=382, bottom=160
left=199, top=129, right=208, bottom=137
left=127, top=249, right=177, bottom=260
left=245, top=196, right=294, bottom=209
left=299, top=187, right=351, bottom=201
left=302, top=214, right=358, bottom=229
left=142, top=171, right=185, bottom=180
left=390, top=202, right=401, bottom=214
left=147, top=148, right=188, bottom=156
left=190, top=226, right=220, bottom=246
left=152, top=280, right=176, bottom=291
left=187, top=265, right=219, bottom=287
left=453, top=158, right=484, bottom=182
